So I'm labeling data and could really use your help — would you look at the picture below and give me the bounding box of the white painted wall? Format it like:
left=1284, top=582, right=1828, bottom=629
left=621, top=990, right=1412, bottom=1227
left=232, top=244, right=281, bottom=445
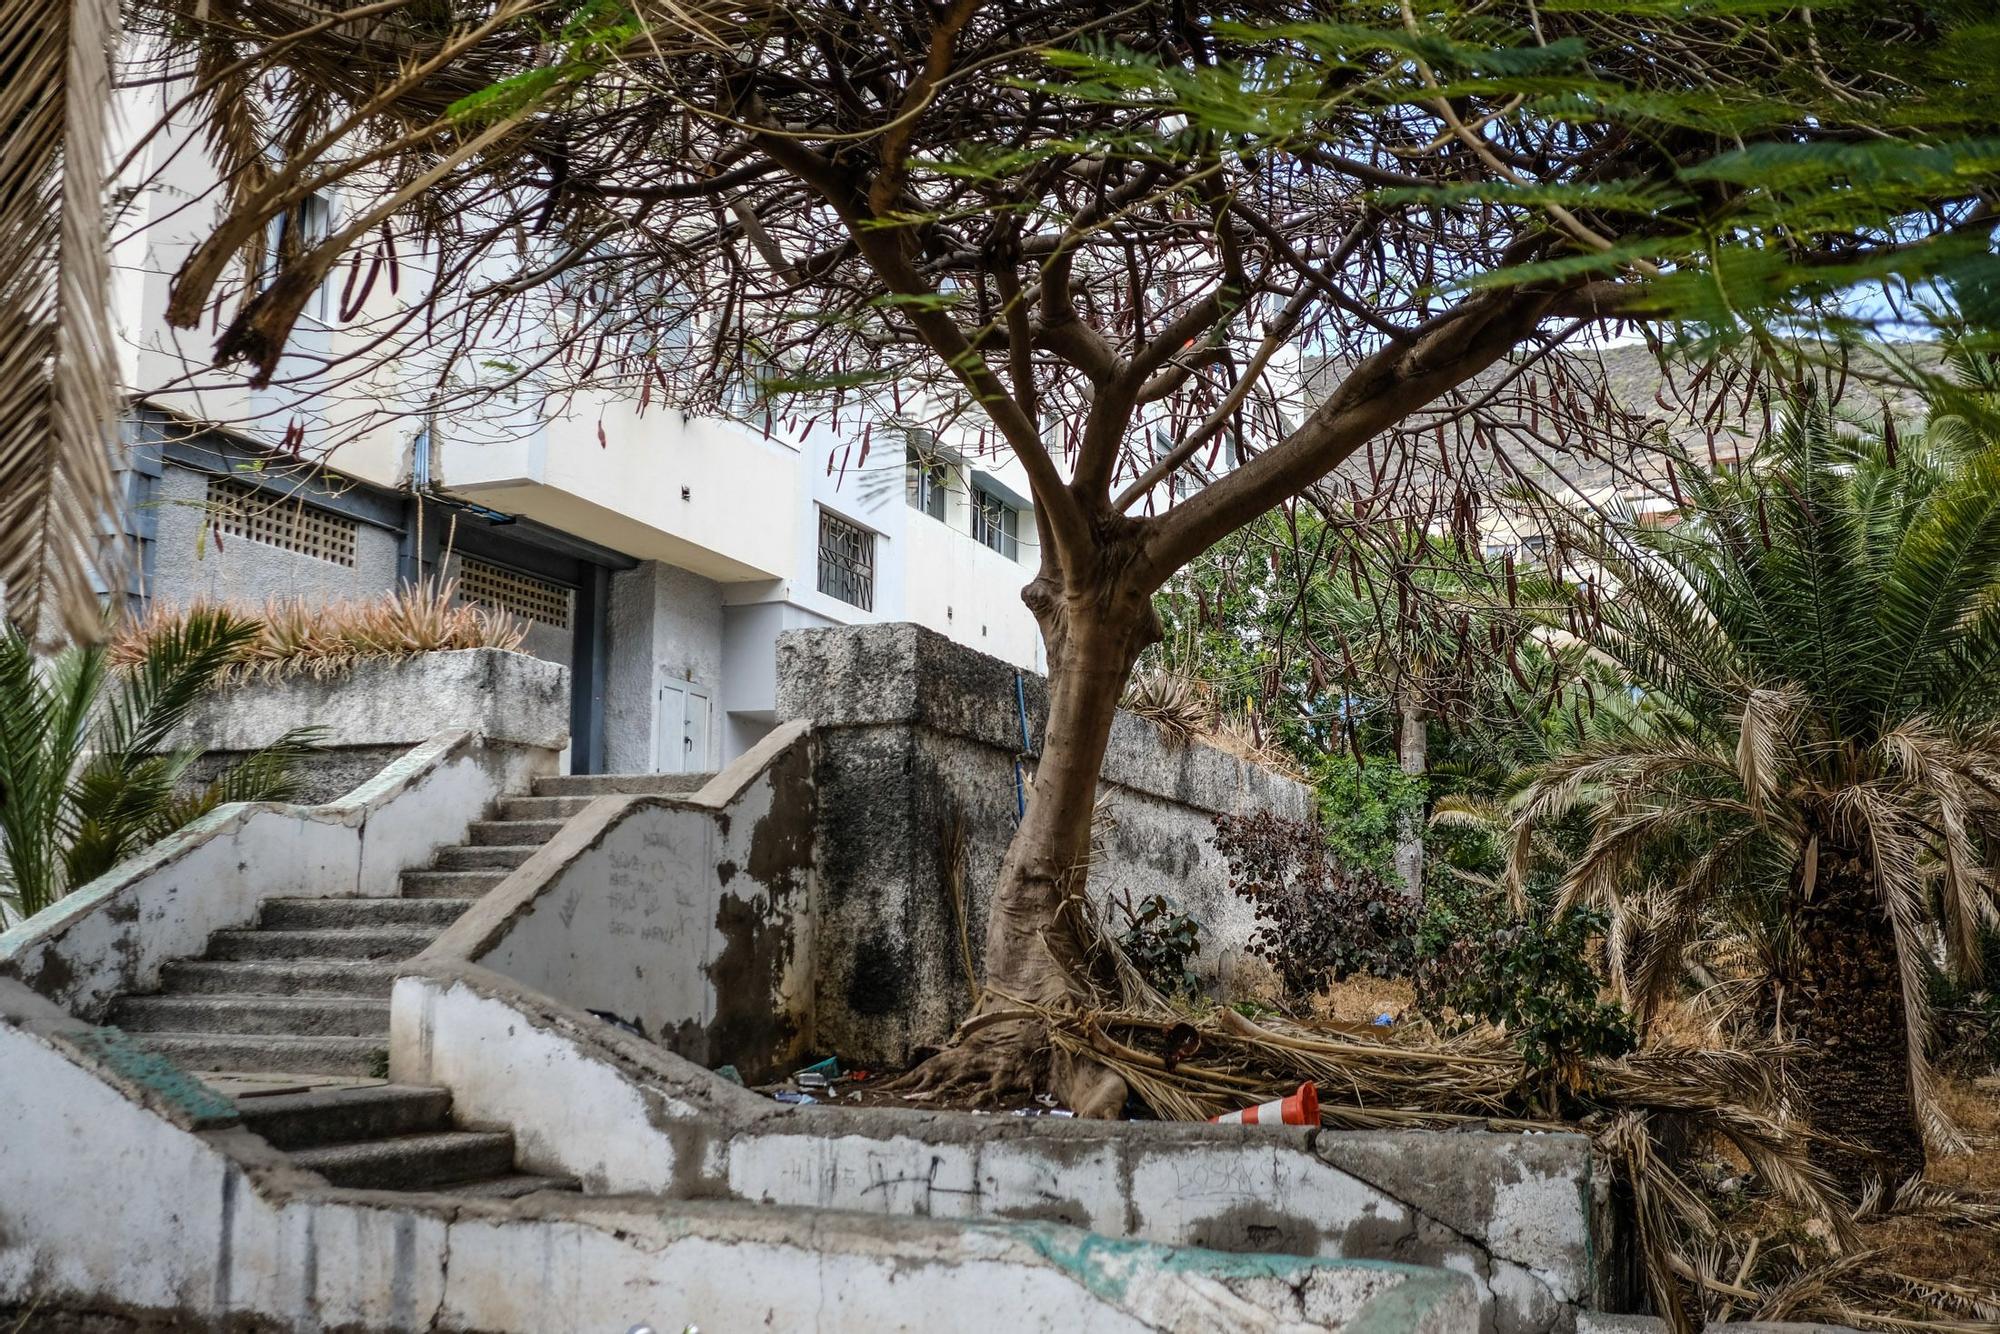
left=0, top=731, right=544, bottom=1019
left=5, top=981, right=1476, bottom=1333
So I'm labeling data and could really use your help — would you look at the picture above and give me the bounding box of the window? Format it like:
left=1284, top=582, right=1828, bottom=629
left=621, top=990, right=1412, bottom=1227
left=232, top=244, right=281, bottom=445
left=263, top=192, right=333, bottom=320
left=972, top=487, right=1019, bottom=561
left=206, top=475, right=356, bottom=566
left=816, top=509, right=875, bottom=609
left=905, top=440, right=947, bottom=520
left=457, top=557, right=573, bottom=629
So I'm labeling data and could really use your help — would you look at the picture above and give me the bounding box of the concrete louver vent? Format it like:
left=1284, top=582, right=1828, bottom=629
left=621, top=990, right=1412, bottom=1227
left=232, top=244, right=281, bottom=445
left=205, top=476, right=357, bottom=567
left=457, top=557, right=573, bottom=629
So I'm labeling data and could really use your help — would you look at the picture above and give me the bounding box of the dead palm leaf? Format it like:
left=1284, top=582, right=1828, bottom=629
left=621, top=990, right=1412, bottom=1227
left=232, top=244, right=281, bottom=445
left=0, top=0, right=124, bottom=642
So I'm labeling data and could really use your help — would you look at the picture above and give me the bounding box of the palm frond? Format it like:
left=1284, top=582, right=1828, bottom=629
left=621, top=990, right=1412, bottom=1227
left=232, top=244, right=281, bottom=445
left=0, top=0, right=124, bottom=644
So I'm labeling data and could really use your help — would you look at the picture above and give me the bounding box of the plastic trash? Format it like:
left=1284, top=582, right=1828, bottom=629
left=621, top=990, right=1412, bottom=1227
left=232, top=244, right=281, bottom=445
left=794, top=1056, right=840, bottom=1088
left=713, top=1064, right=744, bottom=1086
left=1373, top=1013, right=1394, bottom=1026
left=772, top=1090, right=818, bottom=1105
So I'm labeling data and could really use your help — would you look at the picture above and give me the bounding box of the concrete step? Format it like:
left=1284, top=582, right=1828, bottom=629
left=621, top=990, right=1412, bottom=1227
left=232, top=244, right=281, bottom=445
left=468, top=819, right=563, bottom=846
left=534, top=773, right=712, bottom=797
left=109, top=994, right=389, bottom=1038
left=399, top=869, right=506, bottom=899
left=161, top=960, right=398, bottom=999
left=236, top=1084, right=453, bottom=1150
left=439, top=1173, right=581, bottom=1199
left=205, top=927, right=438, bottom=962
left=497, top=795, right=594, bottom=820
left=432, top=844, right=538, bottom=871
left=290, top=1131, right=516, bottom=1190
left=260, top=898, right=474, bottom=930
left=134, top=1033, right=386, bottom=1077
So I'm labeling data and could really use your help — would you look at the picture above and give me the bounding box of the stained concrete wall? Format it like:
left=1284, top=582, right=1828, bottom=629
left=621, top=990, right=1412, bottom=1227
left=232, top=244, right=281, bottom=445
left=0, top=732, right=546, bottom=1020
left=775, top=622, right=1314, bottom=1065
left=3, top=979, right=1475, bottom=1333
left=392, top=964, right=1622, bottom=1334
left=173, top=648, right=569, bottom=804
left=425, top=723, right=819, bottom=1079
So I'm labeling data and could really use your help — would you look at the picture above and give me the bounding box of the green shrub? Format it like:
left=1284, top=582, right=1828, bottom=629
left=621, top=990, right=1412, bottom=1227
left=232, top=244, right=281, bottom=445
left=1111, top=891, right=1204, bottom=998
left=1414, top=876, right=1636, bottom=1077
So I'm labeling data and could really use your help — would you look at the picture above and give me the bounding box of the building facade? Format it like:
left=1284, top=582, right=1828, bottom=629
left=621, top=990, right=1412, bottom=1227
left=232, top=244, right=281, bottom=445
left=110, top=80, right=1047, bottom=775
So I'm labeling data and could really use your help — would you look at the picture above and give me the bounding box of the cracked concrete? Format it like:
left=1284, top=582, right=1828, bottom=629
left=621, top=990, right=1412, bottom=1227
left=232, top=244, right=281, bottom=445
left=1, top=978, right=1480, bottom=1331
left=394, top=964, right=1627, bottom=1334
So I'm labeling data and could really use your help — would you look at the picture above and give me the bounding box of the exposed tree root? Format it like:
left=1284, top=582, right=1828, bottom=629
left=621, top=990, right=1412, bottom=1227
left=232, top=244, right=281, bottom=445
left=889, top=1012, right=1129, bottom=1117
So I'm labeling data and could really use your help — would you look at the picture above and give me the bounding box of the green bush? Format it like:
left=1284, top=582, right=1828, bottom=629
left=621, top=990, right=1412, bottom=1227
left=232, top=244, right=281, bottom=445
left=1111, top=891, right=1204, bottom=998
left=1413, top=875, right=1636, bottom=1077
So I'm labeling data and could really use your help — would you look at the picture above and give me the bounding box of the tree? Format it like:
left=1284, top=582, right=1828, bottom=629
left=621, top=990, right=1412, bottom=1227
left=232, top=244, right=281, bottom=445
left=0, top=608, right=322, bottom=923
left=123, top=0, right=2000, bottom=1107
left=1508, top=396, right=2000, bottom=1192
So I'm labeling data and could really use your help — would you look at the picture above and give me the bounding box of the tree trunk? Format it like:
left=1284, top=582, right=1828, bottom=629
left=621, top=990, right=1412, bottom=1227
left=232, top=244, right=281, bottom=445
left=897, top=563, right=1159, bottom=1116
left=1393, top=683, right=1426, bottom=897
left=1781, top=846, right=1926, bottom=1194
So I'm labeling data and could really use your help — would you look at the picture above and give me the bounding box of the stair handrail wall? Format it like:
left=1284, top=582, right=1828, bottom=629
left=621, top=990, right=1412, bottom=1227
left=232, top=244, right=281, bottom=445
left=417, top=719, right=819, bottom=1079
left=0, top=730, right=554, bottom=1020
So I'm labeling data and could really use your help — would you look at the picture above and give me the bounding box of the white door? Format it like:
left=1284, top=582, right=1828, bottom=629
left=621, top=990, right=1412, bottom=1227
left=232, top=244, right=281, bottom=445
left=684, top=685, right=711, bottom=774
left=653, top=676, right=712, bottom=774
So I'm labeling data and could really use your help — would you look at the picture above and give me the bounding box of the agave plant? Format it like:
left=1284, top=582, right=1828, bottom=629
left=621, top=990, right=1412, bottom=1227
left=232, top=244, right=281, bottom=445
left=1508, top=396, right=2000, bottom=1195
left=0, top=607, right=323, bottom=924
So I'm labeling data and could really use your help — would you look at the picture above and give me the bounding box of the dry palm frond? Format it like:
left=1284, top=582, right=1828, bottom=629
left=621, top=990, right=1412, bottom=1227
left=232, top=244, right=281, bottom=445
left=0, top=0, right=124, bottom=643
left=1122, top=670, right=1214, bottom=743
left=111, top=579, right=527, bottom=682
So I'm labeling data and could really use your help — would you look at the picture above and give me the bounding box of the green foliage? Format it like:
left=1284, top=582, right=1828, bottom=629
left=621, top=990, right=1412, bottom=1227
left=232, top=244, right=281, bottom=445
left=1414, top=877, right=1637, bottom=1075
left=0, top=609, right=323, bottom=924
left=1213, top=811, right=1419, bottom=994
left=1309, top=754, right=1426, bottom=884
left=1511, top=362, right=2000, bottom=1062
left=447, top=0, right=638, bottom=124
left=1111, top=891, right=1204, bottom=999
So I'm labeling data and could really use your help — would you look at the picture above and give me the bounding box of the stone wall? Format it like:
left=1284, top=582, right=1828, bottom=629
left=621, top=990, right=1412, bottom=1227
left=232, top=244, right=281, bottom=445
left=775, top=622, right=1313, bottom=1066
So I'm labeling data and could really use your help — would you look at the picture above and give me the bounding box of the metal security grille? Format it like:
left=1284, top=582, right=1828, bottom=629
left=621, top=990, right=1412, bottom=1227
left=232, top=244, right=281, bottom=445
left=457, top=557, right=573, bottom=629
left=206, top=476, right=356, bottom=567
left=817, top=509, right=874, bottom=610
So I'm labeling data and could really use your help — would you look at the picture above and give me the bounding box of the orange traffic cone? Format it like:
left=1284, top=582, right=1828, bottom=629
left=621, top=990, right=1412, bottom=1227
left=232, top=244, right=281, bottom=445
left=1209, top=1081, right=1319, bottom=1126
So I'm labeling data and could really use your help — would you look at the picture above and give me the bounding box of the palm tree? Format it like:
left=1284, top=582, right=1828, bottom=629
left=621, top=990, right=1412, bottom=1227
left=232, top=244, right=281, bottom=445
left=0, top=607, right=322, bottom=924
left=1508, top=396, right=2000, bottom=1194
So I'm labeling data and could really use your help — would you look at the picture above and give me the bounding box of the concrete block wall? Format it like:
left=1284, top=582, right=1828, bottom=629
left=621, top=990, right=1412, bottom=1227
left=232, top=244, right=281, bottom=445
left=775, top=622, right=1314, bottom=1065
left=145, top=460, right=402, bottom=608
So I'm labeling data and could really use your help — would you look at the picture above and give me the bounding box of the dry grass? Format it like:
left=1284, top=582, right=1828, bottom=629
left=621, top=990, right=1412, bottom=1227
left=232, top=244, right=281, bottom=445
left=1121, top=670, right=1303, bottom=777
left=1007, top=902, right=2000, bottom=1334
left=113, top=578, right=526, bottom=682
left=1307, top=976, right=1416, bottom=1027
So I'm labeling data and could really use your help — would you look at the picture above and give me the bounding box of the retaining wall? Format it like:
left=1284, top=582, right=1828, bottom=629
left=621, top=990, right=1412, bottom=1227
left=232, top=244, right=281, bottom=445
left=775, top=622, right=1315, bottom=1065
left=0, top=979, right=1476, bottom=1334
left=173, top=648, right=569, bottom=803
left=392, top=964, right=1626, bottom=1334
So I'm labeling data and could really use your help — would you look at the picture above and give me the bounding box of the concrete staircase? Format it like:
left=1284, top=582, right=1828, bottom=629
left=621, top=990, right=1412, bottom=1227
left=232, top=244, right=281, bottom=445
left=101, top=772, right=708, bottom=1196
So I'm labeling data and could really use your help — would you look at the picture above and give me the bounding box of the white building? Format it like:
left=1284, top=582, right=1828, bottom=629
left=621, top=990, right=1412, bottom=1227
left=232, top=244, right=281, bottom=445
left=108, top=77, right=1046, bottom=775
